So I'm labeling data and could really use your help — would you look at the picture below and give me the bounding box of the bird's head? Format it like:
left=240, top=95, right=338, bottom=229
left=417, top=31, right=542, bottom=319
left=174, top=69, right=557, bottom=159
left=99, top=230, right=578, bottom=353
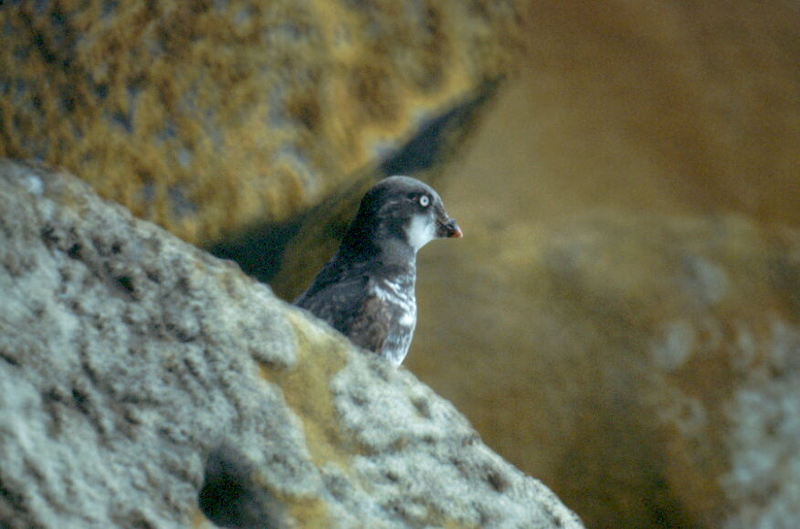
left=344, top=175, right=462, bottom=256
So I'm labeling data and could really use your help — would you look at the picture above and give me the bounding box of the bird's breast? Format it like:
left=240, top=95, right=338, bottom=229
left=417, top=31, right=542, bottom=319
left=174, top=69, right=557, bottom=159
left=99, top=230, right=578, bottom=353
left=375, top=275, right=416, bottom=313
left=372, top=276, right=417, bottom=364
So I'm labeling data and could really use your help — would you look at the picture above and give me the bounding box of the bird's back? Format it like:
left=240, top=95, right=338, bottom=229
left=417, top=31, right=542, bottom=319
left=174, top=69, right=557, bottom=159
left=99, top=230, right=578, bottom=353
left=295, top=258, right=417, bottom=364
left=295, top=259, right=368, bottom=334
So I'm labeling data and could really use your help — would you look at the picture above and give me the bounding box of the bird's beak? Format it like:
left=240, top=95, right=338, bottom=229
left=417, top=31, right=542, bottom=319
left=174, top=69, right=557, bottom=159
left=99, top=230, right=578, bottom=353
left=440, top=218, right=463, bottom=239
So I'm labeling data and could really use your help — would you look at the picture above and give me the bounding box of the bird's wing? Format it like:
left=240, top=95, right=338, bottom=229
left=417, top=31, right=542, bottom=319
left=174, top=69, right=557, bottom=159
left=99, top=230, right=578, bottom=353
left=296, top=274, right=392, bottom=354
left=345, top=290, right=392, bottom=353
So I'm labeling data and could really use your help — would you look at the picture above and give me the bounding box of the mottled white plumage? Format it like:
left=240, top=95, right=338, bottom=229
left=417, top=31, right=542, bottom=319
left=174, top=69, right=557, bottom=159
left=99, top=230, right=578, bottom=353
left=370, top=276, right=417, bottom=363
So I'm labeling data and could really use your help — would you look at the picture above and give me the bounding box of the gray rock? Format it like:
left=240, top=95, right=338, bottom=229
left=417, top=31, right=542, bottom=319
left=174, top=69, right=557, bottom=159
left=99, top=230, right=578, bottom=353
left=0, top=158, right=584, bottom=529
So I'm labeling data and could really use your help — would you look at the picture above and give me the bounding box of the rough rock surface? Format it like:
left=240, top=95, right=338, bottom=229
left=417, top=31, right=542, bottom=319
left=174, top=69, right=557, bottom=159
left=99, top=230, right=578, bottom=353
left=0, top=0, right=525, bottom=243
left=0, top=159, right=584, bottom=529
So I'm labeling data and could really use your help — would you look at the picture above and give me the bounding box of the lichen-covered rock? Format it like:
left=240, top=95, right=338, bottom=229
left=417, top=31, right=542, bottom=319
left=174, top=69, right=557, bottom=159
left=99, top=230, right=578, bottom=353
left=0, top=159, right=584, bottom=529
left=0, top=0, right=526, bottom=244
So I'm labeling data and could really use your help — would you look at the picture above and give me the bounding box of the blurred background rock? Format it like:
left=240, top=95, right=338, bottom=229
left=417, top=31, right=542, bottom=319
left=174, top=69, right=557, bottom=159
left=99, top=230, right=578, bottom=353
left=2, top=1, right=799, bottom=528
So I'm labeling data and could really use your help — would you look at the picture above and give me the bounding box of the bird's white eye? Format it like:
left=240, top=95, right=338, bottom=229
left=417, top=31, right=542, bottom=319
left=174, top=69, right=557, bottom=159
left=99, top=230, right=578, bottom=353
left=419, top=195, right=430, bottom=207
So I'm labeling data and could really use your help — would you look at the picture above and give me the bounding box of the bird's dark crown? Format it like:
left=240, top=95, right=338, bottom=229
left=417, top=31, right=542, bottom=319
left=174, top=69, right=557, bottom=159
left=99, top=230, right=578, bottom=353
left=339, top=176, right=454, bottom=260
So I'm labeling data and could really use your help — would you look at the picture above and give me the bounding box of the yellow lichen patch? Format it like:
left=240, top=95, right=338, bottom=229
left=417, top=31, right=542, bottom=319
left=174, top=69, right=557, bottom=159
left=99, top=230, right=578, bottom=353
left=190, top=507, right=214, bottom=529
left=258, top=310, right=354, bottom=471
left=256, top=310, right=362, bottom=526
left=276, top=494, right=330, bottom=529
left=442, top=519, right=480, bottom=529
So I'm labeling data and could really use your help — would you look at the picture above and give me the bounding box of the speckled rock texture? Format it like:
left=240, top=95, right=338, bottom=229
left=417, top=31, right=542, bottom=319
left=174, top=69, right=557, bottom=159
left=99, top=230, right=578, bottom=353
left=0, top=159, right=584, bottom=529
left=0, top=0, right=525, bottom=243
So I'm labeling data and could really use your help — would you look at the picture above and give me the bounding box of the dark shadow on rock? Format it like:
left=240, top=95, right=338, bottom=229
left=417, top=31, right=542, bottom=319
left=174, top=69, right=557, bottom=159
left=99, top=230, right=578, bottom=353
left=208, top=217, right=305, bottom=285
left=379, top=79, right=500, bottom=176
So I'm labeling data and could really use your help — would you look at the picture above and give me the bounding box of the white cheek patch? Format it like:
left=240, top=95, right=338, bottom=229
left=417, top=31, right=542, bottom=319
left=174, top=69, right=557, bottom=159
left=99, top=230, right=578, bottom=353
left=405, top=214, right=437, bottom=251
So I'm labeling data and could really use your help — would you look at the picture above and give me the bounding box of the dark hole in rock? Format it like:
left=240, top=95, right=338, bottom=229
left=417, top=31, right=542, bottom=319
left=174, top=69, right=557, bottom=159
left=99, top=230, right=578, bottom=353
left=0, top=350, right=21, bottom=367
left=411, top=396, right=432, bottom=419
left=66, top=242, right=82, bottom=259
left=71, top=387, right=90, bottom=416
left=115, top=275, right=135, bottom=295
left=198, top=445, right=286, bottom=529
left=486, top=468, right=509, bottom=493
left=144, top=269, right=161, bottom=284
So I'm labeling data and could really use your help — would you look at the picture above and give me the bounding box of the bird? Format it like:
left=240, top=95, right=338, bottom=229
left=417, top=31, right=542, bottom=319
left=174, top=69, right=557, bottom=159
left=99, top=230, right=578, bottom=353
left=295, top=175, right=462, bottom=365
